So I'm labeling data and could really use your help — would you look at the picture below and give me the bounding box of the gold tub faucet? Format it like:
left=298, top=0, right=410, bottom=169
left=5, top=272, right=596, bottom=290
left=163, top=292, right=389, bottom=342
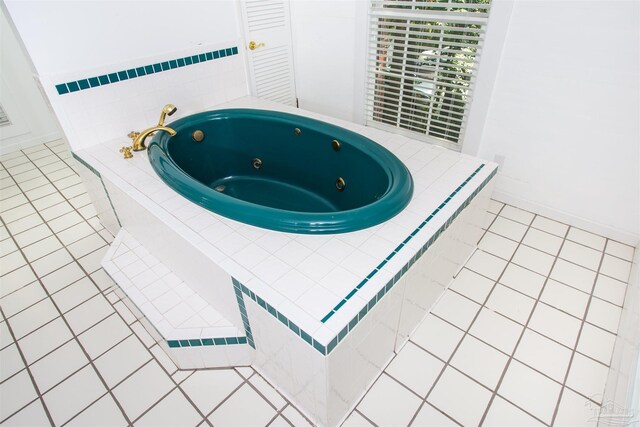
left=128, top=104, right=178, bottom=152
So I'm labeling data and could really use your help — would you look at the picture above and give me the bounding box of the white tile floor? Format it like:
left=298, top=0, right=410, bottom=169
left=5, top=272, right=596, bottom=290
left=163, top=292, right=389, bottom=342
left=0, top=140, right=635, bottom=426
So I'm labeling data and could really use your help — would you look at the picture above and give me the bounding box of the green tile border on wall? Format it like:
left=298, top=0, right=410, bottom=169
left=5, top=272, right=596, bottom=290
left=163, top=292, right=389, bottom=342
left=55, top=46, right=239, bottom=95
left=167, top=336, right=248, bottom=349
left=234, top=165, right=497, bottom=355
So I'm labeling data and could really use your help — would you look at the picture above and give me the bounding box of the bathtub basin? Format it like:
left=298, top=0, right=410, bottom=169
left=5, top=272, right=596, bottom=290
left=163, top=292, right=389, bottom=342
left=148, top=109, right=413, bottom=234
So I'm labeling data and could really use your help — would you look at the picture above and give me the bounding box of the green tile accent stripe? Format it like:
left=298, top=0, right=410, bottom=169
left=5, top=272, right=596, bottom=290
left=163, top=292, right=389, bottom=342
left=55, top=46, right=239, bottom=95
left=232, top=164, right=496, bottom=356
left=71, top=152, right=122, bottom=228
left=232, top=278, right=256, bottom=349
left=233, top=278, right=328, bottom=355
left=321, top=164, right=492, bottom=323
left=167, top=336, right=248, bottom=349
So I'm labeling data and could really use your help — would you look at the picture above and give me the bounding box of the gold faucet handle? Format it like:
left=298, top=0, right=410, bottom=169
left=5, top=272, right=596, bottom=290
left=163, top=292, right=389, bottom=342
left=128, top=131, right=141, bottom=140
left=120, top=146, right=133, bottom=159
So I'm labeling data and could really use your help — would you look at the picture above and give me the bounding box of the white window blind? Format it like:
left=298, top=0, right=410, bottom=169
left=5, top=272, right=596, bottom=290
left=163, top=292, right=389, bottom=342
left=366, top=0, right=490, bottom=149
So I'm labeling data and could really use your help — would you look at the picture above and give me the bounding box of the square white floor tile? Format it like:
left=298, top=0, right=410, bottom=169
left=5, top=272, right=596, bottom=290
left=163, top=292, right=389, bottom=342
left=112, top=361, right=174, bottom=421
left=1, top=265, right=37, bottom=298
left=483, top=396, right=545, bottom=426
left=78, top=313, right=132, bottom=360
left=180, top=369, right=244, bottom=415
left=498, top=360, right=561, bottom=424
left=431, top=290, right=480, bottom=331
left=40, top=262, right=85, bottom=294
left=605, top=240, right=634, bottom=262
left=357, top=374, right=422, bottom=426
left=550, top=259, right=596, bottom=294
left=514, top=329, right=572, bottom=383
left=209, top=383, right=277, bottom=426
left=499, top=205, right=535, bottom=225
left=30, top=339, right=89, bottom=393
left=7, top=299, right=59, bottom=339
left=52, top=277, right=99, bottom=313
left=600, top=254, right=632, bottom=283
left=17, top=317, right=72, bottom=364
left=30, top=248, right=74, bottom=278
left=469, top=308, right=523, bottom=355
left=64, top=294, right=115, bottom=335
left=577, top=323, right=616, bottom=366
left=554, top=388, right=600, bottom=426
left=489, top=217, right=528, bottom=242
left=499, top=263, right=545, bottom=299
left=528, top=303, right=582, bottom=348
left=21, top=235, right=63, bottom=263
left=249, top=375, right=287, bottom=411
left=593, top=274, right=627, bottom=306
left=449, top=268, right=495, bottom=304
left=486, top=284, right=535, bottom=325
left=531, top=216, right=568, bottom=238
left=566, top=353, right=609, bottom=404
left=427, top=366, right=492, bottom=426
left=586, top=298, right=622, bottom=334
left=1, top=399, right=50, bottom=427
left=386, top=341, right=444, bottom=397
left=540, top=280, right=589, bottom=319
left=567, top=228, right=606, bottom=251
left=0, top=370, right=37, bottom=423
left=465, top=250, right=508, bottom=281
left=95, top=335, right=152, bottom=388
left=66, top=394, right=128, bottom=427
left=13, top=224, right=51, bottom=248
left=0, top=281, right=47, bottom=318
left=43, top=364, right=107, bottom=425
left=522, top=227, right=562, bottom=256
left=67, top=233, right=107, bottom=259
left=450, top=335, right=509, bottom=390
left=410, top=314, right=464, bottom=361
left=560, top=240, right=602, bottom=271
left=135, top=389, right=202, bottom=427
left=478, top=232, right=519, bottom=260
left=0, top=344, right=24, bottom=383
left=0, top=251, right=27, bottom=276
left=512, top=245, right=555, bottom=276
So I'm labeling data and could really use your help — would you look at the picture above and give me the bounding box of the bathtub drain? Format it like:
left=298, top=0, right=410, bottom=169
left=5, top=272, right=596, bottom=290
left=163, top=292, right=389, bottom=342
left=215, top=185, right=226, bottom=192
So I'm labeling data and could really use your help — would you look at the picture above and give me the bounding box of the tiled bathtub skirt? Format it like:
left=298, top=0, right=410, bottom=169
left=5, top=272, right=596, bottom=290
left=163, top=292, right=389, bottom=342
left=0, top=141, right=636, bottom=426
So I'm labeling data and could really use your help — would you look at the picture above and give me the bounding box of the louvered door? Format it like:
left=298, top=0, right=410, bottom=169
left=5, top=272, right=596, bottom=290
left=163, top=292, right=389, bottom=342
left=240, top=0, right=297, bottom=106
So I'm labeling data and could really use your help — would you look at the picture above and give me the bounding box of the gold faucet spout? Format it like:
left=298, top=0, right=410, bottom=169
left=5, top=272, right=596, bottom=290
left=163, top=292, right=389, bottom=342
left=131, top=125, right=176, bottom=151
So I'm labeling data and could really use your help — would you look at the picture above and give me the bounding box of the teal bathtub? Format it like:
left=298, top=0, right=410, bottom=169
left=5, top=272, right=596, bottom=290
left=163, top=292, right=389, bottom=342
left=147, top=109, right=413, bottom=234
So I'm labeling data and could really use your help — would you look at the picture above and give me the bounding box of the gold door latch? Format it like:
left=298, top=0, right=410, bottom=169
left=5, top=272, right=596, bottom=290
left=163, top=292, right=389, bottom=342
left=248, top=41, right=265, bottom=51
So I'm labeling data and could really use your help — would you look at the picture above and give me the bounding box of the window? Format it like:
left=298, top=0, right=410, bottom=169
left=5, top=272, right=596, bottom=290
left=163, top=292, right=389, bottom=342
left=366, top=0, right=491, bottom=149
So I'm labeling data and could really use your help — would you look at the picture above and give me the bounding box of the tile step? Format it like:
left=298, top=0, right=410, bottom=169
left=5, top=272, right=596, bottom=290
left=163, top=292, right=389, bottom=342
left=102, top=228, right=251, bottom=368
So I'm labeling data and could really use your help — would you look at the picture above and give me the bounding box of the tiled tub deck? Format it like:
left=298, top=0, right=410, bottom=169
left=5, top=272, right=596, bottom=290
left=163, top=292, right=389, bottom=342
left=73, top=97, right=497, bottom=426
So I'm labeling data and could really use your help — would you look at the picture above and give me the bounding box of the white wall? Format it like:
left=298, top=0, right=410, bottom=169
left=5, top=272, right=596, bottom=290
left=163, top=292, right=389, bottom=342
left=4, top=0, right=242, bottom=76
left=466, top=0, right=640, bottom=244
left=289, top=0, right=367, bottom=124
left=0, top=6, right=60, bottom=155
left=4, top=0, right=249, bottom=151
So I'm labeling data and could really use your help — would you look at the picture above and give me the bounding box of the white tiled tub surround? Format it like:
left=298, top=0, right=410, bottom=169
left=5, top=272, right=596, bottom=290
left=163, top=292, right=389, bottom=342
left=0, top=142, right=635, bottom=425
left=39, top=41, right=248, bottom=152
left=73, top=96, right=497, bottom=425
